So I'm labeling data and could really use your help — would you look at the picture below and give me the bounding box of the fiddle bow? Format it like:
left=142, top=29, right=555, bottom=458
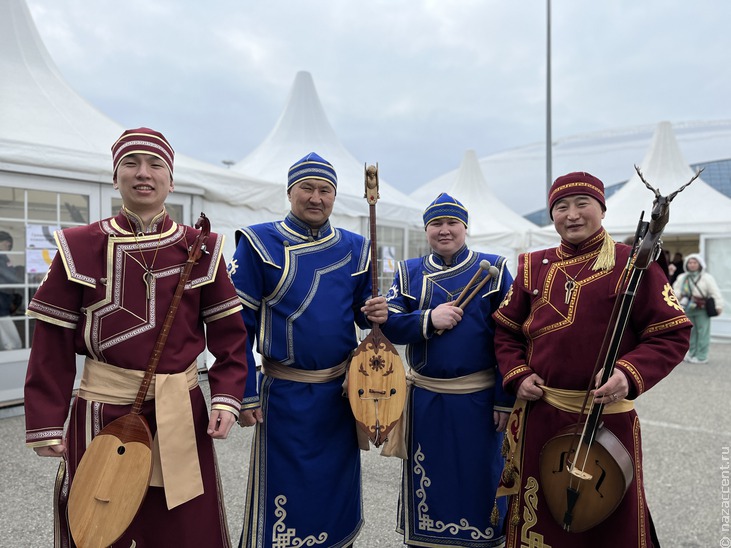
left=347, top=165, right=407, bottom=447
left=539, top=167, right=700, bottom=533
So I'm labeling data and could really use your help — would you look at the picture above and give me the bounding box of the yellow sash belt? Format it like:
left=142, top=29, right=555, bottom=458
left=79, top=358, right=203, bottom=509
left=541, top=385, right=634, bottom=414
left=381, top=368, right=497, bottom=459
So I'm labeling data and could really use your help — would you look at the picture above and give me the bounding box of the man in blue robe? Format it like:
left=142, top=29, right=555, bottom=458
left=382, top=193, right=514, bottom=547
left=230, top=152, right=388, bottom=548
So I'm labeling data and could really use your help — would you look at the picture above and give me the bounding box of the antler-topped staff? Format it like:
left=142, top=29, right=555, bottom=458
left=539, top=170, right=699, bottom=533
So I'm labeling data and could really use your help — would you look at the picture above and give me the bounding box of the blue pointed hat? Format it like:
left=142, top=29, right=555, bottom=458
left=287, top=152, right=337, bottom=192
left=423, top=193, right=468, bottom=228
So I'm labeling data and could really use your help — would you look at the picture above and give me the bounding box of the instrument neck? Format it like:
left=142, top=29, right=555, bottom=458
left=131, top=215, right=209, bottom=415
left=369, top=202, right=379, bottom=300
left=368, top=202, right=383, bottom=337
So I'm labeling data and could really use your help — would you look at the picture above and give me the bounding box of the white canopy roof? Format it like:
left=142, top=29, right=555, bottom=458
left=232, top=71, right=422, bottom=228
left=0, top=0, right=282, bottom=216
left=411, top=150, right=555, bottom=259
left=462, top=120, right=731, bottom=217
left=603, top=121, right=731, bottom=237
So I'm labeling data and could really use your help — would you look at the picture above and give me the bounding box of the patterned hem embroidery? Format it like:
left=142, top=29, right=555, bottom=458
left=413, top=444, right=497, bottom=541
left=272, top=495, right=328, bottom=547
left=519, top=476, right=552, bottom=548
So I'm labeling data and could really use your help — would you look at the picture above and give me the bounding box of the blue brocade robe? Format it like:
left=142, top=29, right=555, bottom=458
left=230, top=213, right=373, bottom=548
left=382, top=246, right=514, bottom=547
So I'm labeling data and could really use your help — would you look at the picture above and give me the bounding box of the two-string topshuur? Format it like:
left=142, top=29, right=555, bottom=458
left=348, top=164, right=407, bottom=447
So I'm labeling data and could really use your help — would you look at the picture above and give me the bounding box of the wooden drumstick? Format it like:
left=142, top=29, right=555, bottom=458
left=435, top=260, right=492, bottom=335
left=453, top=259, right=491, bottom=308
left=459, top=265, right=500, bottom=309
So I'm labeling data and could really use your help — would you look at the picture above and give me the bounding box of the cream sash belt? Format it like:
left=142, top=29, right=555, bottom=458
left=408, top=368, right=495, bottom=393
left=541, top=385, right=634, bottom=414
left=79, top=357, right=203, bottom=509
left=261, top=357, right=348, bottom=382
left=381, top=368, right=497, bottom=459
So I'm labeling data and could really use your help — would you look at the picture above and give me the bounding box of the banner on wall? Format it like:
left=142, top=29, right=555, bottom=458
left=26, top=249, right=57, bottom=273
left=26, top=225, right=58, bottom=249
left=26, top=225, right=59, bottom=273
left=381, top=245, right=396, bottom=274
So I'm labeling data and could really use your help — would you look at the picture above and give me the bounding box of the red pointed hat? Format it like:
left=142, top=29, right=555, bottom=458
left=548, top=171, right=605, bottom=219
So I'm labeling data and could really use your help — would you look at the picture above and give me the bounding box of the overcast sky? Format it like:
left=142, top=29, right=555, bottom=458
left=27, top=0, right=730, bottom=202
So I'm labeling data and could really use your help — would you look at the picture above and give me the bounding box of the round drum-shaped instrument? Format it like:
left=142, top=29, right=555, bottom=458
left=539, top=426, right=633, bottom=533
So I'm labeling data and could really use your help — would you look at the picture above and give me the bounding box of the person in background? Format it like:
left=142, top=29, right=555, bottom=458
left=230, top=152, right=388, bottom=548
left=493, top=171, right=691, bottom=547
left=673, top=253, right=723, bottom=363
left=24, top=127, right=248, bottom=547
left=0, top=231, right=23, bottom=349
left=381, top=192, right=513, bottom=547
left=668, top=251, right=684, bottom=284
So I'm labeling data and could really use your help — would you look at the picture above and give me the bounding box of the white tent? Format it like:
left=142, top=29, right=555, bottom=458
left=411, top=150, right=555, bottom=268
left=0, top=0, right=285, bottom=403
left=0, top=0, right=283, bottom=245
left=603, top=121, right=731, bottom=237
left=231, top=71, right=423, bottom=232
left=602, top=121, right=731, bottom=337
left=468, top=120, right=731, bottom=218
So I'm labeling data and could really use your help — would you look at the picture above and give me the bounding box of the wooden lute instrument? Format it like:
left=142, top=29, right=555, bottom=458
left=67, top=213, right=211, bottom=547
left=347, top=165, right=407, bottom=447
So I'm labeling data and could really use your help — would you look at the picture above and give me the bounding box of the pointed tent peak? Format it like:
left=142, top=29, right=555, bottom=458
left=413, top=149, right=488, bottom=204
left=231, top=69, right=344, bottom=179
left=634, top=121, right=696, bottom=187
left=450, top=149, right=491, bottom=197
left=604, top=121, right=731, bottom=234
left=231, top=71, right=421, bottom=215
left=613, top=120, right=704, bottom=199
left=414, top=149, right=541, bottom=239
left=273, top=70, right=340, bottom=143
left=0, top=0, right=123, bottom=154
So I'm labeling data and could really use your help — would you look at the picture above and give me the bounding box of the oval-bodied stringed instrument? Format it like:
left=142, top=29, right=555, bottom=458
left=67, top=213, right=211, bottom=547
left=539, top=423, right=633, bottom=533
left=347, top=165, right=407, bottom=447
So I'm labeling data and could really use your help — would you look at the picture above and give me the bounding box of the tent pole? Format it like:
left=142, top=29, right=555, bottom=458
left=546, top=0, right=553, bottom=216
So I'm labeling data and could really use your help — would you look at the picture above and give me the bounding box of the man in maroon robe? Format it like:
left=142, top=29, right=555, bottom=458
left=24, top=127, right=248, bottom=547
left=493, top=172, right=691, bottom=547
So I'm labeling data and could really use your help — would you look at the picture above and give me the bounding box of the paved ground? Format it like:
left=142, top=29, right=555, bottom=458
left=1, top=342, right=729, bottom=547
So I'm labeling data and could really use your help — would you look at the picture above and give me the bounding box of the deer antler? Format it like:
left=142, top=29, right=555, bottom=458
left=667, top=168, right=703, bottom=202
left=634, top=164, right=702, bottom=202
left=634, top=165, right=661, bottom=198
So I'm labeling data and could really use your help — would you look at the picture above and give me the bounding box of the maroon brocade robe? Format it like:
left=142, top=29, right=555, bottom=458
left=493, top=229, right=691, bottom=548
left=24, top=210, right=248, bottom=548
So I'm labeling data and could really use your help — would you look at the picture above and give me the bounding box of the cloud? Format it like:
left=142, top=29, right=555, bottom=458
left=25, top=0, right=731, bottom=210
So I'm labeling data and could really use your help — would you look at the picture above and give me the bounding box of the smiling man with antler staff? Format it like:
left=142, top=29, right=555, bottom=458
left=381, top=192, right=514, bottom=547
left=492, top=171, right=692, bottom=547
left=24, top=127, right=249, bottom=547
left=230, top=152, right=387, bottom=548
